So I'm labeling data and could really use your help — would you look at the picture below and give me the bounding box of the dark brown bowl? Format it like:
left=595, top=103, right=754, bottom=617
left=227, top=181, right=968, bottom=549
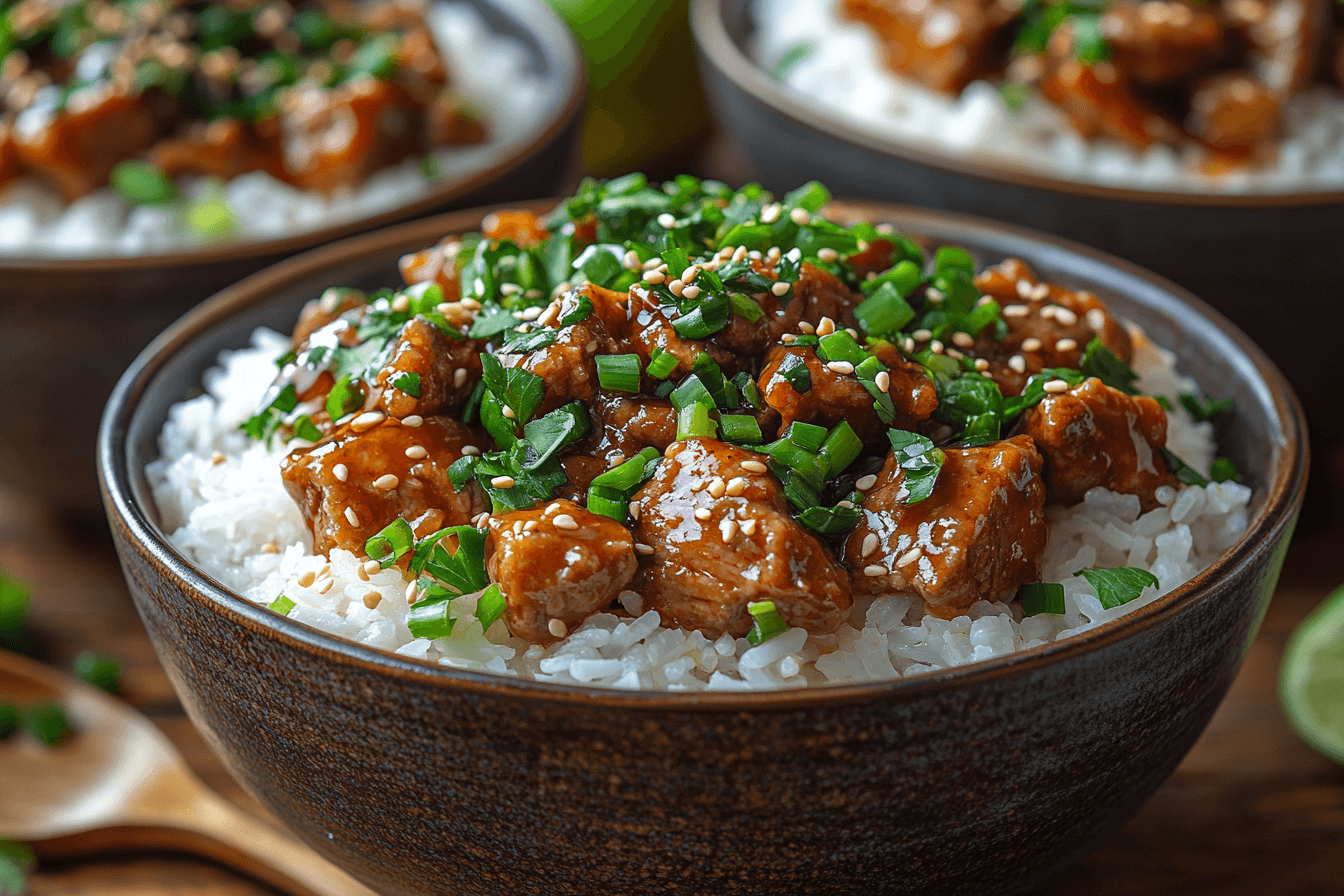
left=0, top=0, right=584, bottom=516
left=98, top=201, right=1307, bottom=896
left=690, top=0, right=1344, bottom=456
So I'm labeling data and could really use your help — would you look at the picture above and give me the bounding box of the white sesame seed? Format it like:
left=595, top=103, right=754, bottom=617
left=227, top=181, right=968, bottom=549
left=644, top=271, right=666, bottom=285
left=1056, top=338, right=1078, bottom=353
left=392, top=294, right=410, bottom=312
left=332, top=463, right=349, bottom=482
left=461, top=445, right=481, bottom=456
left=629, top=502, right=640, bottom=520
left=681, top=266, right=699, bottom=283
left=357, top=565, right=370, bottom=582
left=623, top=250, right=641, bottom=270
left=816, top=247, right=839, bottom=263
left=856, top=474, right=878, bottom=491
left=668, top=279, right=685, bottom=297
left=635, top=543, right=655, bottom=555
left=524, top=521, right=538, bottom=532
left=315, top=577, right=334, bottom=595
left=682, top=285, right=702, bottom=300
left=211, top=450, right=226, bottom=465
left=500, top=283, right=521, bottom=296
left=726, top=477, right=747, bottom=497
left=401, top=415, right=423, bottom=428
left=1040, top=304, right=1057, bottom=320
left=520, top=306, right=542, bottom=322
left=374, top=474, right=399, bottom=490
left=875, top=371, right=891, bottom=393
left=1008, top=354, right=1027, bottom=374
left=770, top=281, right=790, bottom=297
left=896, top=547, right=922, bottom=567
left=912, top=328, right=932, bottom=341
left=1031, top=284, right=1050, bottom=301
left=405, top=445, right=428, bottom=459
left=742, top=460, right=768, bottom=474
left=548, top=618, right=568, bottom=638
left=406, top=580, right=419, bottom=604
left=720, top=519, right=738, bottom=543
left=1003, top=304, right=1030, bottom=318
left=350, top=411, right=385, bottom=432
left=1044, top=379, right=1070, bottom=393
left=1016, top=279, right=1034, bottom=298
left=643, top=256, right=664, bottom=270
left=502, top=405, right=516, bottom=419
left=297, top=570, right=316, bottom=587
left=952, top=332, right=975, bottom=349
left=781, top=334, right=797, bottom=344
left=363, top=592, right=381, bottom=609
left=826, top=360, right=855, bottom=374
left=490, top=475, right=516, bottom=488
left=846, top=328, right=860, bottom=339
left=344, top=507, right=360, bottom=527
left=513, top=520, right=524, bottom=536
left=1021, top=337, right=1043, bottom=353
left=925, top=288, right=945, bottom=304
left=975, top=358, right=990, bottom=371
left=657, top=213, right=676, bottom=228
left=694, top=507, right=712, bottom=521
left=732, top=246, right=749, bottom=263
left=708, top=478, right=726, bottom=498
left=816, top=316, right=836, bottom=336
left=797, top=321, right=816, bottom=334
left=759, top=203, right=781, bottom=224
left=976, top=296, right=993, bottom=306
left=946, top=349, right=964, bottom=361
left=790, top=207, right=811, bottom=225
left=861, top=533, right=879, bottom=556
left=748, top=250, right=763, bottom=261
left=362, top=559, right=382, bottom=576
left=553, top=513, right=578, bottom=530
left=1086, top=308, right=1107, bottom=330
left=472, top=512, right=490, bottom=527
left=461, top=297, right=483, bottom=311
left=863, top=564, right=888, bottom=577
left=930, top=340, right=945, bottom=354
left=740, top=519, right=757, bottom=536
left=261, top=542, right=280, bottom=555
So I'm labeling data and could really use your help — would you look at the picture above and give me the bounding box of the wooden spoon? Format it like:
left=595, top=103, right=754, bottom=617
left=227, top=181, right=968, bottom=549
left=0, top=650, right=379, bottom=896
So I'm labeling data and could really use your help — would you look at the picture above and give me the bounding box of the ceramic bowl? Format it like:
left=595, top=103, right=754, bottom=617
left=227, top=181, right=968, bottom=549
left=98, top=201, right=1307, bottom=896
left=690, top=0, right=1344, bottom=455
left=0, top=0, right=584, bottom=516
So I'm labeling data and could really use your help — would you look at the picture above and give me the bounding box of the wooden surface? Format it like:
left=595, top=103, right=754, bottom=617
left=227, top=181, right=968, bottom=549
left=2, top=482, right=1341, bottom=896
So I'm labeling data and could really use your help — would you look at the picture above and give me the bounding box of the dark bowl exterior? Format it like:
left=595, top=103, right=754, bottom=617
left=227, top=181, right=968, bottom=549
left=691, top=0, right=1344, bottom=452
left=99, top=204, right=1307, bottom=896
left=0, top=0, right=583, bottom=516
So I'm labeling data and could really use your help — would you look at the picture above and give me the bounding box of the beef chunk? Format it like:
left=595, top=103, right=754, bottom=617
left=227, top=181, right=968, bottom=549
left=486, top=500, right=636, bottom=645
left=1100, top=0, right=1226, bottom=85
left=151, top=118, right=287, bottom=183
left=281, top=415, right=486, bottom=555
left=630, top=439, right=852, bottom=637
left=292, top=288, right=367, bottom=350
left=763, top=262, right=863, bottom=343
left=373, top=317, right=483, bottom=419
left=625, top=283, right=744, bottom=378
left=842, top=435, right=1047, bottom=618
left=399, top=235, right=464, bottom=299
left=1224, top=0, right=1326, bottom=94
left=520, top=283, right=635, bottom=414
left=1020, top=376, right=1177, bottom=510
left=1187, top=71, right=1281, bottom=156
left=973, top=258, right=1132, bottom=396
left=1039, top=60, right=1183, bottom=151
left=842, top=0, right=1016, bottom=94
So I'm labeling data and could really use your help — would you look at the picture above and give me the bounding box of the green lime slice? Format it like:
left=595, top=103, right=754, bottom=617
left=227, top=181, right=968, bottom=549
left=1280, top=584, right=1344, bottom=764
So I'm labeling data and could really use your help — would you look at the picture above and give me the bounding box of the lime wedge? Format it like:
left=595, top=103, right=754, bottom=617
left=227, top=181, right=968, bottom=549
left=1280, top=584, right=1344, bottom=764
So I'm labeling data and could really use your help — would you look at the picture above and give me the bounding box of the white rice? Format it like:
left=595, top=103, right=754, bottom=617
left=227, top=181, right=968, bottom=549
left=147, top=328, right=1253, bottom=691
left=0, top=3, right=549, bottom=257
left=753, top=0, right=1344, bottom=195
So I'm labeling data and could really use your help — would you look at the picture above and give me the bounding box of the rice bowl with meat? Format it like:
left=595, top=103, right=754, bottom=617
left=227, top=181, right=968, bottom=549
left=148, top=176, right=1254, bottom=691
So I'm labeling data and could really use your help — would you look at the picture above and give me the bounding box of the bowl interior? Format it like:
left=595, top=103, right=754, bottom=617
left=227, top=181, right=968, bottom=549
left=101, top=200, right=1308, bottom=703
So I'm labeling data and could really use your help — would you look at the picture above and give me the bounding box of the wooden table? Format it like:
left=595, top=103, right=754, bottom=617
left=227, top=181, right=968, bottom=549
left=3, top=483, right=1341, bottom=896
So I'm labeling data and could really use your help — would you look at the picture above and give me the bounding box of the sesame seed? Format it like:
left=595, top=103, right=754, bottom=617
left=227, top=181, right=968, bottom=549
left=211, top=450, right=226, bottom=465
left=520, top=306, right=542, bottom=322
left=500, top=283, right=521, bottom=296
left=1086, top=309, right=1107, bottom=330
left=553, top=514, right=578, bottom=530
left=930, top=340, right=945, bottom=354
left=790, top=207, right=810, bottom=225
left=1021, top=337, right=1043, bottom=353
left=742, top=460, right=768, bottom=474
left=740, top=519, right=757, bottom=536
left=682, top=285, right=702, bottom=300
left=816, top=247, right=839, bottom=263
left=344, top=507, right=360, bottom=527
left=1056, top=338, right=1078, bottom=352
left=816, top=316, right=836, bottom=336
left=681, top=265, right=699, bottom=283
left=798, top=321, right=816, bottom=334
left=846, top=328, right=860, bottom=339
left=975, top=358, right=990, bottom=371
left=405, top=445, right=428, bottom=459
left=946, top=349, right=964, bottom=361
left=781, top=334, right=797, bottom=344
left=976, top=296, right=993, bottom=306
left=374, top=474, right=399, bottom=490
left=896, top=547, right=922, bottom=567
left=635, top=543, right=654, bottom=555
left=392, top=295, right=410, bottom=312
left=357, top=565, right=369, bottom=582
left=657, top=213, right=676, bottom=228
left=912, top=328, right=932, bottom=341
left=732, top=246, right=749, bottom=263
left=644, top=270, right=667, bottom=285
left=952, top=332, right=975, bottom=348
left=472, top=512, right=491, bottom=527
left=524, top=521, right=538, bottom=532
left=856, top=474, right=878, bottom=491
left=668, top=279, right=685, bottom=297
left=875, top=371, right=891, bottom=393
left=461, top=297, right=483, bottom=311
left=406, top=580, right=419, bottom=604
left=316, top=577, right=334, bottom=595
left=401, top=415, right=423, bottom=428
left=333, top=463, right=349, bottom=482
left=926, top=288, right=945, bottom=304
left=363, top=592, right=382, bottom=609
left=694, top=507, right=712, bottom=521
left=491, top=475, right=516, bottom=488
left=643, top=256, right=664, bottom=270
left=720, top=519, right=738, bottom=543
left=623, top=250, right=641, bottom=270
left=748, top=250, right=763, bottom=261
left=261, top=542, right=280, bottom=554
left=502, top=405, right=516, bottom=419
left=1016, top=279, right=1034, bottom=298
left=1040, top=304, right=1057, bottom=320
left=1003, top=304, right=1030, bottom=318
left=861, top=533, right=879, bottom=556
left=863, top=564, right=888, bottom=577
left=770, top=280, right=790, bottom=297
left=548, top=618, right=568, bottom=638
left=350, top=411, right=385, bottom=432
left=759, top=203, right=781, bottom=224
left=461, top=445, right=481, bottom=456
left=1044, top=379, right=1070, bottom=393
left=708, top=477, right=727, bottom=498
left=362, top=559, right=382, bottom=576
left=826, top=360, right=855, bottom=374
left=297, top=570, right=316, bottom=587
left=1030, top=284, right=1050, bottom=301
left=1057, top=307, right=1079, bottom=326
left=726, top=477, right=747, bottom=497
left=1008, top=354, right=1027, bottom=374
left=629, top=502, right=640, bottom=520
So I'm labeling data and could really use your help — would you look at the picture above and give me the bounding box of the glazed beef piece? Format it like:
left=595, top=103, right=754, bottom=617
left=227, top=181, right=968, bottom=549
left=1038, top=60, right=1183, bottom=152
left=151, top=118, right=288, bottom=183
left=625, top=283, right=746, bottom=378
left=373, top=317, right=483, bottom=419
left=292, top=289, right=367, bottom=350
left=842, top=435, right=1047, bottom=619
left=486, top=500, right=637, bottom=645
left=757, top=344, right=936, bottom=440
left=763, top=262, right=864, bottom=343
left=630, top=439, right=852, bottom=638
left=1020, top=376, right=1177, bottom=510
left=973, top=258, right=1132, bottom=396
left=1224, top=0, right=1327, bottom=95
left=399, top=235, right=465, bottom=299
left=520, top=284, right=636, bottom=414
left=559, top=395, right=680, bottom=497
left=1187, top=71, right=1281, bottom=157
left=841, top=0, right=1016, bottom=94
left=1100, top=0, right=1226, bottom=85
left=282, top=415, right=486, bottom=555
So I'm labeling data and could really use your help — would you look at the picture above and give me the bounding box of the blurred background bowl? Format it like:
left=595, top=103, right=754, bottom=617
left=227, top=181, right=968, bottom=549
left=99, top=200, right=1306, bottom=896
left=691, top=0, right=1343, bottom=522
left=0, top=0, right=584, bottom=520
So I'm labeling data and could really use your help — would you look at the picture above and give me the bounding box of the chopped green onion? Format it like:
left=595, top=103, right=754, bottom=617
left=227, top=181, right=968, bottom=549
left=933, top=245, right=976, bottom=277
left=677, top=402, right=717, bottom=440
left=646, top=348, right=679, bottom=379
left=1209, top=456, right=1243, bottom=484
left=720, top=414, right=763, bottom=444
left=887, top=430, right=944, bottom=503
left=671, top=293, right=731, bottom=339
left=586, top=485, right=629, bottom=523
left=389, top=371, right=421, bottom=397
left=728, top=292, right=765, bottom=322
left=797, top=503, right=862, bottom=536
left=365, top=517, right=415, bottom=569
left=745, top=600, right=789, bottom=647
left=1161, top=447, right=1208, bottom=486
left=268, top=594, right=295, bottom=616
left=1019, top=582, right=1065, bottom=616
left=854, top=282, right=916, bottom=337
left=407, top=593, right=456, bottom=640
left=776, top=352, right=812, bottom=394
left=817, top=331, right=867, bottom=366
left=242, top=383, right=298, bottom=443
left=1080, top=337, right=1138, bottom=394
left=0, top=573, right=30, bottom=654
left=185, top=188, right=237, bottom=238
left=22, top=700, right=73, bottom=746
left=595, top=354, right=642, bottom=393
left=109, top=160, right=177, bottom=206
left=732, top=372, right=762, bottom=410
left=771, top=41, right=813, bottom=80
left=0, top=703, right=17, bottom=739
left=292, top=415, right=322, bottom=443
left=592, top=447, right=662, bottom=492
left=671, top=374, right=717, bottom=412
left=1073, top=567, right=1159, bottom=610
left=72, top=651, right=121, bottom=695
left=1179, top=393, right=1235, bottom=423
left=572, top=244, right=625, bottom=287
left=861, top=260, right=923, bottom=297
left=820, top=422, right=862, bottom=476
left=475, top=583, right=505, bottom=631
left=784, top=422, right=828, bottom=452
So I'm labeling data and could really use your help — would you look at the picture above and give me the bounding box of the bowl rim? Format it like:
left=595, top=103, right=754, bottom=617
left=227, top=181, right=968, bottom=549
left=99, top=198, right=1309, bottom=711
left=0, top=0, right=585, bottom=272
left=689, top=0, right=1344, bottom=210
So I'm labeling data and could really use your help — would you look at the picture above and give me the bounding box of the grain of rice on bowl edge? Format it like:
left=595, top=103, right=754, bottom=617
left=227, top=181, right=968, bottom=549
left=149, top=176, right=1254, bottom=691
left=754, top=0, right=1344, bottom=194
left=0, top=0, right=548, bottom=256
